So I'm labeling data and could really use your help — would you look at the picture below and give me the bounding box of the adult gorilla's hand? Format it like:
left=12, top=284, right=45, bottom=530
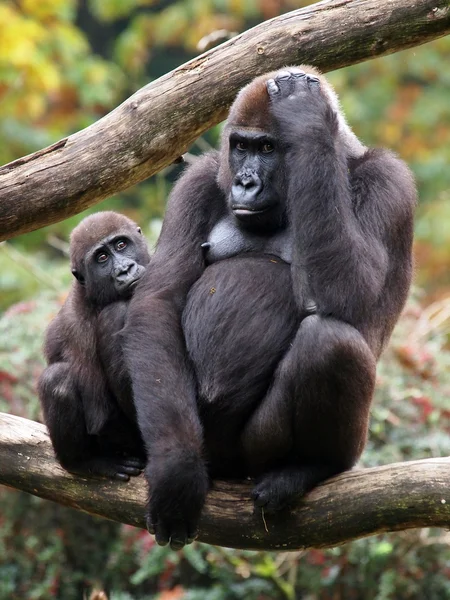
left=266, top=68, right=320, bottom=97
left=145, top=453, right=209, bottom=550
left=267, top=69, right=336, bottom=138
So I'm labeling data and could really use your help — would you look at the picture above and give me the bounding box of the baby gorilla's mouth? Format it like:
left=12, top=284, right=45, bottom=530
left=116, top=276, right=142, bottom=297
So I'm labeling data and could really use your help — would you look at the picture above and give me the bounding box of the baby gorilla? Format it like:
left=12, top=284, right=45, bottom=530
left=38, top=211, right=150, bottom=480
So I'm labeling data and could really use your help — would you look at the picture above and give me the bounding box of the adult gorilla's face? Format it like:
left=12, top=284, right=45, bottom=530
left=227, top=128, right=285, bottom=230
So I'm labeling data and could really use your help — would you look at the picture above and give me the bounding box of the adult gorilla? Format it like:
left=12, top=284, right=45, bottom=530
left=124, top=66, right=416, bottom=549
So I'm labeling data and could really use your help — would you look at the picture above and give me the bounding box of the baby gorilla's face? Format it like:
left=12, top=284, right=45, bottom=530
left=83, top=232, right=149, bottom=306
left=70, top=215, right=150, bottom=307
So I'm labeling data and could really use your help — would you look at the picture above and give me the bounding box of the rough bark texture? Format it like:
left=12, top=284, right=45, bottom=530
left=1, top=0, right=450, bottom=240
left=1, top=412, right=449, bottom=551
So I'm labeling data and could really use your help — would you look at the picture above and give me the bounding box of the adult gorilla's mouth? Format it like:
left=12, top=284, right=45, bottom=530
left=232, top=203, right=282, bottom=225
left=232, top=207, right=269, bottom=217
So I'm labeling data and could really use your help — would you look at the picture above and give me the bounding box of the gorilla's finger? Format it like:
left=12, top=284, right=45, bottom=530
left=169, top=526, right=188, bottom=551
left=306, top=74, right=320, bottom=87
left=170, top=538, right=185, bottom=551
left=117, top=465, right=142, bottom=476
left=274, top=72, right=297, bottom=97
left=120, top=456, right=146, bottom=469
left=267, top=79, right=279, bottom=97
left=276, top=70, right=292, bottom=80
left=154, top=522, right=170, bottom=547
left=146, top=517, right=155, bottom=535
left=113, top=472, right=130, bottom=482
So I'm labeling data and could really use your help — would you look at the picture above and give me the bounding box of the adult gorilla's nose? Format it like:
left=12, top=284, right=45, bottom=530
left=231, top=172, right=263, bottom=205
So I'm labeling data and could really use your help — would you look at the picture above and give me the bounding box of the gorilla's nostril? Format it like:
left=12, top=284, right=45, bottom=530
left=235, top=172, right=262, bottom=193
left=242, top=178, right=256, bottom=189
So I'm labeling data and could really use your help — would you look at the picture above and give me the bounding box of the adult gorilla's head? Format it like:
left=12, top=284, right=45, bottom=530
left=70, top=212, right=151, bottom=307
left=217, top=64, right=365, bottom=231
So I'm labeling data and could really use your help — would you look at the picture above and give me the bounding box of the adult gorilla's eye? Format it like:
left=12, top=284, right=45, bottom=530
left=235, top=141, right=247, bottom=152
left=116, top=239, right=127, bottom=251
left=261, top=142, right=274, bottom=154
left=96, top=252, right=109, bottom=263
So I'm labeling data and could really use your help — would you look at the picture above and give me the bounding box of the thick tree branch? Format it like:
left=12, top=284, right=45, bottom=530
left=1, top=412, right=449, bottom=551
left=1, top=0, right=449, bottom=240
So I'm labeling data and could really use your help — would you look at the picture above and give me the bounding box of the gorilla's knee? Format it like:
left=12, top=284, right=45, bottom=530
left=298, top=315, right=375, bottom=378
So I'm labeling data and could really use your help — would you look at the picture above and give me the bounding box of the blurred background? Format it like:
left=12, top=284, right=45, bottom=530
left=1, top=0, right=450, bottom=598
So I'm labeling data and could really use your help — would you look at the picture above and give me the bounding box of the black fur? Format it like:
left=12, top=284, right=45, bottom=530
left=123, top=67, right=416, bottom=549
left=38, top=212, right=150, bottom=480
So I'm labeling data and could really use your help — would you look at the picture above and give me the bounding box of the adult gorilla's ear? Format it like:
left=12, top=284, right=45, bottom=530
left=71, top=269, right=85, bottom=285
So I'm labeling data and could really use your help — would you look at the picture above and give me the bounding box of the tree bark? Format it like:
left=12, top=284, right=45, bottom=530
left=1, top=412, right=449, bottom=551
left=1, top=0, right=449, bottom=240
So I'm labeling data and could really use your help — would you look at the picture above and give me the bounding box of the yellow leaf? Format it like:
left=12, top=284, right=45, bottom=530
left=0, top=7, right=46, bottom=69
left=19, top=0, right=75, bottom=21
left=28, top=61, right=61, bottom=93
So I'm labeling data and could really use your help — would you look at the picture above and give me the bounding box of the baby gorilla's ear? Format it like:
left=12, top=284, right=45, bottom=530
left=137, top=227, right=142, bottom=234
left=71, top=269, right=85, bottom=285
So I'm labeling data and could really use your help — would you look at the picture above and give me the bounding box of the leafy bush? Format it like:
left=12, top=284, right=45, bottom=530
left=1, top=290, right=450, bottom=599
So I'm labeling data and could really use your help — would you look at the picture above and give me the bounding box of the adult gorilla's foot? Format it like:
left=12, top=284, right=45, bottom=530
left=251, top=465, right=339, bottom=514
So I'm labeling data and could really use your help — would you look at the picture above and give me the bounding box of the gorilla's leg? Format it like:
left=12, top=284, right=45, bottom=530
left=39, top=363, right=92, bottom=465
left=242, top=315, right=376, bottom=513
left=39, top=363, right=142, bottom=481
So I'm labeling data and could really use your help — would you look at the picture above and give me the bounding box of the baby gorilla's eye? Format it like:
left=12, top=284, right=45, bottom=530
left=261, top=142, right=274, bottom=154
left=116, top=239, right=127, bottom=251
left=96, top=252, right=108, bottom=263
left=235, top=141, right=247, bottom=152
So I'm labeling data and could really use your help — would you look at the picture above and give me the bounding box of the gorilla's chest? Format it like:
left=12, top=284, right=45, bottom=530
left=204, top=215, right=293, bottom=264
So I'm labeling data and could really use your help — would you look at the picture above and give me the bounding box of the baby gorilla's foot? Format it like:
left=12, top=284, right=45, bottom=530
left=65, top=456, right=144, bottom=481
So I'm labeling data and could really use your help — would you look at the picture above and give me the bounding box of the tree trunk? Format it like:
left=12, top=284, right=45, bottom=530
left=1, top=0, right=449, bottom=240
left=1, top=412, right=449, bottom=551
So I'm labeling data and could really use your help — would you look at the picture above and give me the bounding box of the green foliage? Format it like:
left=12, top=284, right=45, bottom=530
left=0, top=244, right=69, bottom=312
left=0, top=295, right=61, bottom=419
left=0, top=0, right=126, bottom=166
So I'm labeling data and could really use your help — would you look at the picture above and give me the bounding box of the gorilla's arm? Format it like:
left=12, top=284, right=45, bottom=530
left=270, top=73, right=415, bottom=331
left=40, top=308, right=113, bottom=435
left=123, top=152, right=224, bottom=549
left=96, top=301, right=134, bottom=419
